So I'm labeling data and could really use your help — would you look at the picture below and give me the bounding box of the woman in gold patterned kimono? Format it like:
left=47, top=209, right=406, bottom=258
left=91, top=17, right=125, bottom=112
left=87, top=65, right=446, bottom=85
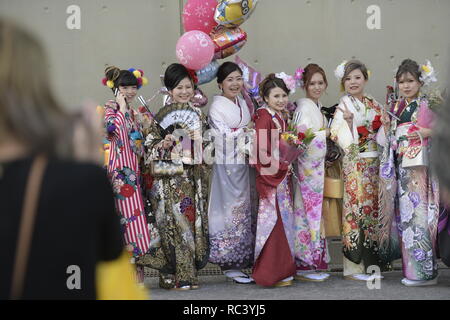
left=331, top=60, right=393, bottom=281
left=137, top=64, right=210, bottom=290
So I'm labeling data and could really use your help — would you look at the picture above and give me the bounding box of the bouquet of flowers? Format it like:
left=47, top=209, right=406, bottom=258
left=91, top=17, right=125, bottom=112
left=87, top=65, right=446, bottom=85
left=357, top=115, right=382, bottom=151
left=278, top=113, right=316, bottom=165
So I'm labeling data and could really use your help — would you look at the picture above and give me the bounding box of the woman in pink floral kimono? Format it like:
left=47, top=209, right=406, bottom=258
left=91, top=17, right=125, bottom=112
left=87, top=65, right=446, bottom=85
left=252, top=74, right=296, bottom=287
left=292, top=64, right=331, bottom=282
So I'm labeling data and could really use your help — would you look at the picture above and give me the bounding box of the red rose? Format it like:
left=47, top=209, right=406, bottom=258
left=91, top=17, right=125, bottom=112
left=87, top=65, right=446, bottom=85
left=120, top=184, right=135, bottom=198
left=297, top=132, right=306, bottom=140
left=350, top=221, right=358, bottom=229
left=372, top=115, right=382, bottom=131
left=357, top=126, right=370, bottom=137
left=373, top=212, right=379, bottom=218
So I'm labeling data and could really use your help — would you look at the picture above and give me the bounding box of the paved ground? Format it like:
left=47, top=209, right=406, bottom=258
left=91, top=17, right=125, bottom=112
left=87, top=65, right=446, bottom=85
left=144, top=268, right=450, bottom=300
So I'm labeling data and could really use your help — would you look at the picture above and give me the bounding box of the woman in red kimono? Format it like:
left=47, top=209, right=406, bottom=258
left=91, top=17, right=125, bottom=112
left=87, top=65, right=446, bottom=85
left=252, top=74, right=296, bottom=287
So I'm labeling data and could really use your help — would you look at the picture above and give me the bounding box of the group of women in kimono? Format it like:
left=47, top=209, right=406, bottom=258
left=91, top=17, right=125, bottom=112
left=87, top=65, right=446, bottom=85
left=101, top=57, right=445, bottom=290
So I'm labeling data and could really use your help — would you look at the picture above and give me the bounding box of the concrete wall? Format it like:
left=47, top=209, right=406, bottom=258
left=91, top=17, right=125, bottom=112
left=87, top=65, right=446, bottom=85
left=1, top=0, right=449, bottom=111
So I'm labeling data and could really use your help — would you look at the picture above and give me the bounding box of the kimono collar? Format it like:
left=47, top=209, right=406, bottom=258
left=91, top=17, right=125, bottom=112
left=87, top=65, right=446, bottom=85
left=263, top=106, right=285, bottom=131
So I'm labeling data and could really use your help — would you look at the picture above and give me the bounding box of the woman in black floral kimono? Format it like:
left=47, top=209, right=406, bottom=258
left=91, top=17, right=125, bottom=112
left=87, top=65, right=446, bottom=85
left=137, top=64, right=210, bottom=290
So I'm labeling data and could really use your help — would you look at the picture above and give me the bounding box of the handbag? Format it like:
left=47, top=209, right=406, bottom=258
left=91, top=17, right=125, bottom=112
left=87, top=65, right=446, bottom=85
left=402, top=131, right=428, bottom=168
left=96, top=250, right=149, bottom=300
left=10, top=155, right=47, bottom=300
left=150, top=159, right=184, bottom=176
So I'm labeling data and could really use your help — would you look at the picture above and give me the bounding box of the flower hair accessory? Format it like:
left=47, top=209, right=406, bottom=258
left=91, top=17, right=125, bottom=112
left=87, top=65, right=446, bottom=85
left=334, top=60, right=347, bottom=81
left=186, top=68, right=199, bottom=85
left=420, top=60, right=437, bottom=86
left=294, top=67, right=305, bottom=88
left=275, top=72, right=297, bottom=94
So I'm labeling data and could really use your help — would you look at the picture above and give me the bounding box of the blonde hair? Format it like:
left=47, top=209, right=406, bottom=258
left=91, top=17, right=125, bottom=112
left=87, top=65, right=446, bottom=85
left=0, top=19, right=72, bottom=156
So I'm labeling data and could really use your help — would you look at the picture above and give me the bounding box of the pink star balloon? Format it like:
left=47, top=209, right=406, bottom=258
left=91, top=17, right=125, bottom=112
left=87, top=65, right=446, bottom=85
left=182, top=0, right=218, bottom=34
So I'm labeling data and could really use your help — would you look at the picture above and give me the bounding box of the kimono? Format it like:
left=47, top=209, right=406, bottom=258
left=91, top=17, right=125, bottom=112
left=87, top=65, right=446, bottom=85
left=137, top=102, right=210, bottom=288
left=104, top=106, right=151, bottom=258
left=438, top=205, right=450, bottom=267
left=331, top=94, right=391, bottom=275
left=292, top=98, right=330, bottom=270
left=252, top=107, right=296, bottom=286
left=207, top=95, right=257, bottom=270
left=378, top=96, right=439, bottom=280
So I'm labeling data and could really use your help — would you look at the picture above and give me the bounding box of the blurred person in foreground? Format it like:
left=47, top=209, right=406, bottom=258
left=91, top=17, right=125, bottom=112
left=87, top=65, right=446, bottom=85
left=0, top=18, right=147, bottom=299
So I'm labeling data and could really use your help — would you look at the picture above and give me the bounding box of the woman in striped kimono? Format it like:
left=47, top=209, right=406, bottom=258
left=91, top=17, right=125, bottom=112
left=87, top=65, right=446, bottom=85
left=103, top=66, right=151, bottom=284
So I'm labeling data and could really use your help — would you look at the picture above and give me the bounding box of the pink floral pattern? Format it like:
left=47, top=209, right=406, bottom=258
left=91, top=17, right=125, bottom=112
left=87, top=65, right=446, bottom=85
left=254, top=176, right=295, bottom=262
left=293, top=131, right=330, bottom=268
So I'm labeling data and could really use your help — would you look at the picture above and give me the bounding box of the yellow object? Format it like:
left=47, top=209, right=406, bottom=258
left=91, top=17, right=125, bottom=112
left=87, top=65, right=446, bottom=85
left=142, top=77, right=148, bottom=85
left=217, top=0, right=256, bottom=27
left=323, top=177, right=344, bottom=198
left=322, top=160, right=343, bottom=237
left=367, top=70, right=372, bottom=78
left=96, top=105, right=105, bottom=116
left=106, top=80, right=114, bottom=88
left=133, top=70, right=142, bottom=78
left=422, top=65, right=431, bottom=74
left=103, top=147, right=110, bottom=168
left=96, top=250, right=149, bottom=300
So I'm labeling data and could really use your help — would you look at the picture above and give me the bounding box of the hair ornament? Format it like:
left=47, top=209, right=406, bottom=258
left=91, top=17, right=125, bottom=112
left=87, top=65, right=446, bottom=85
left=128, top=68, right=149, bottom=89
left=420, top=60, right=437, bottom=86
left=275, top=71, right=297, bottom=94
left=186, top=68, right=199, bottom=84
left=334, top=60, right=347, bottom=81
left=294, top=67, right=305, bottom=88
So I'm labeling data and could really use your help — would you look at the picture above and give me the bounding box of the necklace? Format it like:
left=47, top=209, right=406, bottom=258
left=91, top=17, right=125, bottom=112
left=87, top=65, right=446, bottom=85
left=349, top=95, right=362, bottom=112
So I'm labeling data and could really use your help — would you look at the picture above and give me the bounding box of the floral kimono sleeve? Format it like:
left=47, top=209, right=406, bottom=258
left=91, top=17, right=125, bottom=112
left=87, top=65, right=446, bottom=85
left=105, top=106, right=133, bottom=142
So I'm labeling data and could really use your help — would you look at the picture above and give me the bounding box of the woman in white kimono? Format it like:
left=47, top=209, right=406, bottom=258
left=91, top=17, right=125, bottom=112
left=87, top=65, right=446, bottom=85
left=208, top=62, right=256, bottom=284
left=292, top=64, right=331, bottom=282
left=331, top=60, right=392, bottom=281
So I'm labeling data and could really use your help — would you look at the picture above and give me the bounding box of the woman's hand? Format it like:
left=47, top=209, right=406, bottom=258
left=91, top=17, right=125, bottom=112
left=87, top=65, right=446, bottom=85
left=381, top=108, right=391, bottom=134
left=116, top=91, right=128, bottom=113
left=408, top=126, right=432, bottom=140
left=337, top=102, right=354, bottom=128
left=105, top=100, right=118, bottom=110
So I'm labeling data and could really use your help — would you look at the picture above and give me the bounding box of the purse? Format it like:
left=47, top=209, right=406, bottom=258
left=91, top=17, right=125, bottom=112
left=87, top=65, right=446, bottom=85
left=10, top=155, right=47, bottom=300
left=150, top=159, right=184, bottom=176
left=402, top=131, right=428, bottom=168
